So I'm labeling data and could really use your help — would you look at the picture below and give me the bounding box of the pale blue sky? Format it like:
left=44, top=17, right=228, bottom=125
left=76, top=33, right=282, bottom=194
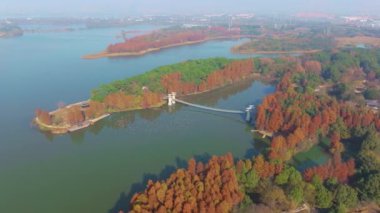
left=1, top=0, right=379, bottom=17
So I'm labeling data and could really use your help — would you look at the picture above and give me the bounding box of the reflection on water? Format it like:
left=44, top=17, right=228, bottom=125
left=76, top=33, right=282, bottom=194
left=184, top=78, right=256, bottom=105
left=291, top=144, right=330, bottom=171
left=291, top=137, right=331, bottom=171
left=43, top=78, right=262, bottom=141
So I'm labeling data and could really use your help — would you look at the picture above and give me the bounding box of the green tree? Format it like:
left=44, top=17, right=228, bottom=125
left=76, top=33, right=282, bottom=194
left=329, top=204, right=348, bottom=213
left=363, top=88, right=380, bottom=100
left=311, top=174, right=333, bottom=208
left=358, top=153, right=380, bottom=174
left=243, top=169, right=260, bottom=192
left=315, top=185, right=333, bottom=208
left=330, top=117, right=350, bottom=139
left=359, top=52, right=380, bottom=74
left=358, top=129, right=380, bottom=174
left=275, top=166, right=302, bottom=185
left=334, top=184, right=358, bottom=208
left=326, top=178, right=338, bottom=191
left=360, top=172, right=380, bottom=204
left=289, top=184, right=304, bottom=205
left=361, top=129, right=380, bottom=152
left=238, top=195, right=253, bottom=210
left=352, top=126, right=368, bottom=138
left=303, top=183, right=316, bottom=206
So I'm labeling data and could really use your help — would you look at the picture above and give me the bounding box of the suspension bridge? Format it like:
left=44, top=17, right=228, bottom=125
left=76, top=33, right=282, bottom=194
left=165, top=92, right=254, bottom=121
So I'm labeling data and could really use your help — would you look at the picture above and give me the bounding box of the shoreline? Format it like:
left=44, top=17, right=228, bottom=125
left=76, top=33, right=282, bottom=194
left=35, top=102, right=165, bottom=135
left=35, top=74, right=261, bottom=135
left=82, top=35, right=254, bottom=59
left=231, top=48, right=321, bottom=55
left=34, top=113, right=111, bottom=134
left=231, top=47, right=322, bottom=55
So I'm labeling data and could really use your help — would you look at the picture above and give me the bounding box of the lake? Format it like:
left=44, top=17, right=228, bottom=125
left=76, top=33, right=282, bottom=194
left=0, top=25, right=326, bottom=212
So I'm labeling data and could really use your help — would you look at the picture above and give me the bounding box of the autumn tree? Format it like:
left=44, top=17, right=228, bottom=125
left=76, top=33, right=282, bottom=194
left=260, top=185, right=290, bottom=211
left=35, top=108, right=51, bottom=125
left=66, top=105, right=84, bottom=125
left=303, top=157, right=355, bottom=183
left=304, top=60, right=322, bottom=74
left=129, top=154, right=243, bottom=213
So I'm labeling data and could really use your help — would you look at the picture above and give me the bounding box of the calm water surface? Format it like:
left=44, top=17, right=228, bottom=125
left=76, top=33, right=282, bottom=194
left=0, top=25, right=326, bottom=212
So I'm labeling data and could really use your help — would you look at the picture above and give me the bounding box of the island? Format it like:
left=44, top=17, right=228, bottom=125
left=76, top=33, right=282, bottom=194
left=34, top=58, right=257, bottom=134
left=83, top=26, right=254, bottom=59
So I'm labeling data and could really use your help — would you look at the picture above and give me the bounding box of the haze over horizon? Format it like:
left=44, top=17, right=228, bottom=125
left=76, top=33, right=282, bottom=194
left=1, top=0, right=379, bottom=17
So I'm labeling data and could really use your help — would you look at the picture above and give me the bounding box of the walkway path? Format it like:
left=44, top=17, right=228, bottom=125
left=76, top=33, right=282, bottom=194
left=174, top=98, right=245, bottom=114
left=251, top=129, right=274, bottom=138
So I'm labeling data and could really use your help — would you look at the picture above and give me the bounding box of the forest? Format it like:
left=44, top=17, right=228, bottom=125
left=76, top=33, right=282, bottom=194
left=93, top=57, right=254, bottom=110
left=116, top=48, right=380, bottom=213
left=125, top=151, right=373, bottom=213
left=233, top=35, right=334, bottom=53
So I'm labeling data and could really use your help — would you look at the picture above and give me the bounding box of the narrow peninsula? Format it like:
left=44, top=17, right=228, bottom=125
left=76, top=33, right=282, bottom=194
left=83, top=26, right=256, bottom=59
left=35, top=58, right=257, bottom=134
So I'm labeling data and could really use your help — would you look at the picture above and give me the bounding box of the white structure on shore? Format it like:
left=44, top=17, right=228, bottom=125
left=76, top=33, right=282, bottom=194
left=167, top=92, right=176, bottom=106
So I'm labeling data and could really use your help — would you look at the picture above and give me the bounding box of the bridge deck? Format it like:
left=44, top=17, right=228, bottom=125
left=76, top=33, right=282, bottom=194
left=174, top=98, right=244, bottom=114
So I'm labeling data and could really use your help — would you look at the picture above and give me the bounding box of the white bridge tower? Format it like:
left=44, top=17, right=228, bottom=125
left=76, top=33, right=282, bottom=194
left=167, top=92, right=176, bottom=106
left=245, top=105, right=255, bottom=122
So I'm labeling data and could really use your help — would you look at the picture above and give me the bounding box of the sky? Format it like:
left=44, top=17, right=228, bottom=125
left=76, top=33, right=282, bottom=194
left=1, top=0, right=380, bottom=17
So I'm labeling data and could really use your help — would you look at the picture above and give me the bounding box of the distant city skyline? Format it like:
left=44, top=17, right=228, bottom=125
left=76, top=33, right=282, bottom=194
left=1, top=0, right=379, bottom=17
